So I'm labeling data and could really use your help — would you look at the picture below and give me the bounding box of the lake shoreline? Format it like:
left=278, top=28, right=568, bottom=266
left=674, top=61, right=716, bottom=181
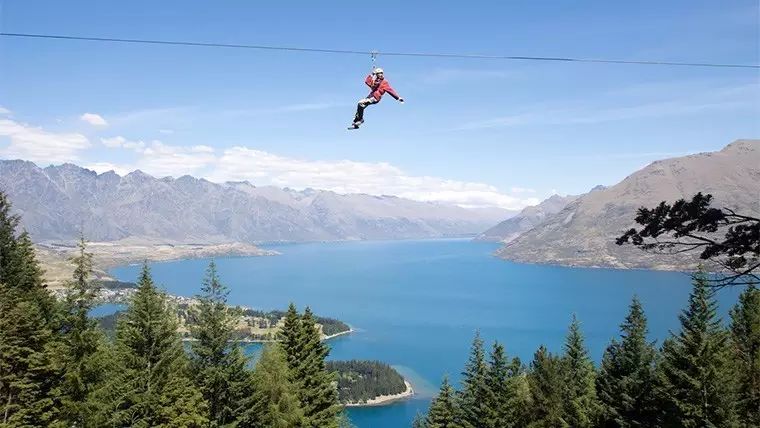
left=344, top=380, right=414, bottom=407
left=179, top=328, right=354, bottom=344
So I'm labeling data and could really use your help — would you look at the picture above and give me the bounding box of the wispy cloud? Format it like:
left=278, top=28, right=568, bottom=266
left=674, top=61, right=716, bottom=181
left=107, top=106, right=196, bottom=127
left=0, top=118, right=91, bottom=163
left=80, top=113, right=108, bottom=126
left=456, top=82, right=759, bottom=130
left=101, top=136, right=145, bottom=150
left=0, top=106, right=10, bottom=116
left=221, top=102, right=343, bottom=117
left=420, top=68, right=514, bottom=85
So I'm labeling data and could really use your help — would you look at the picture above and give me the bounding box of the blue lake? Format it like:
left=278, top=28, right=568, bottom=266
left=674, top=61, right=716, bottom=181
left=110, top=239, right=742, bottom=428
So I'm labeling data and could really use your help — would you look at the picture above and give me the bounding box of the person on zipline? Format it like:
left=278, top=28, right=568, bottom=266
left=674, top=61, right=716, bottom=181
left=349, top=67, right=404, bottom=129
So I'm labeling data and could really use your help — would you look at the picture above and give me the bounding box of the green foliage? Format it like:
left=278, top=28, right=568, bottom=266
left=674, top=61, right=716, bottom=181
left=239, top=344, right=304, bottom=428
left=561, top=315, right=601, bottom=427
left=457, top=331, right=489, bottom=428
left=730, top=283, right=760, bottom=426
left=317, top=317, right=351, bottom=337
left=278, top=304, right=341, bottom=428
left=0, top=191, right=60, bottom=426
left=52, top=237, right=109, bottom=427
left=617, top=192, right=760, bottom=287
left=657, top=269, right=737, bottom=427
left=426, top=376, right=461, bottom=428
left=412, top=411, right=428, bottom=428
left=0, top=289, right=59, bottom=426
left=481, top=342, right=514, bottom=428
left=527, top=345, right=567, bottom=428
left=326, top=360, right=406, bottom=404
left=93, top=263, right=207, bottom=427
left=190, top=260, right=253, bottom=427
left=597, top=296, right=659, bottom=427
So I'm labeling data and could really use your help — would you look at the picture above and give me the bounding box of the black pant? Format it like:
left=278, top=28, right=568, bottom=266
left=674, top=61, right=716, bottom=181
left=354, top=97, right=378, bottom=123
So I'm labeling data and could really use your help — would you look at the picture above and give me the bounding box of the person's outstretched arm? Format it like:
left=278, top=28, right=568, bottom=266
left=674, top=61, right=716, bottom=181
left=365, top=74, right=375, bottom=87
left=385, top=84, right=404, bottom=102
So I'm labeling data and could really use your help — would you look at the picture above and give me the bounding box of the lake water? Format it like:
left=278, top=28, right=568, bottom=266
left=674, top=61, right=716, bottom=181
left=110, top=239, right=742, bottom=428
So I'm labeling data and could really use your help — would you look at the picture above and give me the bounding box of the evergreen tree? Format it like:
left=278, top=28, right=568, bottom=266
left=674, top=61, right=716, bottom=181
left=457, top=331, right=489, bottom=428
left=299, top=307, right=341, bottom=427
left=527, top=345, right=566, bottom=428
left=412, top=411, right=428, bottom=428
left=426, top=376, right=461, bottom=428
left=190, top=260, right=254, bottom=427
left=93, top=263, right=207, bottom=427
left=729, top=283, right=760, bottom=426
left=0, top=191, right=20, bottom=283
left=53, top=237, right=109, bottom=427
left=279, top=304, right=341, bottom=428
left=239, top=344, right=304, bottom=428
left=561, top=315, right=601, bottom=428
left=596, top=296, right=658, bottom=427
left=279, top=302, right=304, bottom=376
left=481, top=342, right=514, bottom=428
left=0, top=191, right=59, bottom=426
left=0, top=287, right=58, bottom=426
left=657, top=269, right=737, bottom=426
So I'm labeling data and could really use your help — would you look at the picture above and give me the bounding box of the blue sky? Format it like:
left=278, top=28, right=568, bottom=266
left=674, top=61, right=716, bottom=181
left=0, top=0, right=758, bottom=210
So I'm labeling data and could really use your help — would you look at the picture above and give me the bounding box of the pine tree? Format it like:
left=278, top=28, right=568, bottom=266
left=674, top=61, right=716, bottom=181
left=279, top=302, right=304, bottom=374
left=457, top=331, right=489, bottom=428
left=483, top=345, right=531, bottom=427
left=0, top=287, right=58, bottom=426
left=729, top=283, right=760, bottom=426
left=190, top=260, right=254, bottom=426
left=561, top=315, right=600, bottom=428
left=527, top=345, right=566, bottom=428
left=657, top=269, right=737, bottom=426
left=53, top=237, right=109, bottom=427
left=93, top=263, right=207, bottom=427
left=412, top=411, right=428, bottom=428
left=596, top=296, right=659, bottom=427
left=0, top=191, right=20, bottom=283
left=278, top=303, right=341, bottom=428
left=426, top=376, right=461, bottom=428
left=239, top=344, right=304, bottom=428
left=299, top=307, right=341, bottom=427
left=481, top=342, right=513, bottom=428
left=0, top=191, right=59, bottom=426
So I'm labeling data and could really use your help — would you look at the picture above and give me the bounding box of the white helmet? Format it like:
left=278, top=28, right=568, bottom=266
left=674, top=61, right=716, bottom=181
left=373, top=68, right=384, bottom=74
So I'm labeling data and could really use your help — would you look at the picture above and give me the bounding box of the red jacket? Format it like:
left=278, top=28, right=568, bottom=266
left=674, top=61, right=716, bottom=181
left=365, top=74, right=400, bottom=101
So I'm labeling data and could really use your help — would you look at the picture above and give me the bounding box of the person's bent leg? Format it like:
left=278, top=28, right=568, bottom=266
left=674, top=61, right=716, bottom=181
left=354, top=97, right=376, bottom=124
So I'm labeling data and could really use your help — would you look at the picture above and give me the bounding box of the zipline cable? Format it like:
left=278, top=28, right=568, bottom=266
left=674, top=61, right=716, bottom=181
left=0, top=31, right=758, bottom=69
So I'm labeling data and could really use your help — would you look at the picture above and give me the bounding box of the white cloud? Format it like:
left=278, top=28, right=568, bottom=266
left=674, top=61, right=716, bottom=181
left=0, top=106, right=10, bottom=116
left=204, top=147, right=536, bottom=209
left=85, top=162, right=133, bottom=176
left=96, top=139, right=536, bottom=209
left=101, top=136, right=145, bottom=150
left=135, top=141, right=216, bottom=177
left=510, top=187, right=536, bottom=194
left=80, top=113, right=108, bottom=126
left=0, top=118, right=91, bottom=163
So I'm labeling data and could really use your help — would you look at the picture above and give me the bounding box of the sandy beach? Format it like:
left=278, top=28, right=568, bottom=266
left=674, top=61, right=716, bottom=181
left=344, top=380, right=414, bottom=407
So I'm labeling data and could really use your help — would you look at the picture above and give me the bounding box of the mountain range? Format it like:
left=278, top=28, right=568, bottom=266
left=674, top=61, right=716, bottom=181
left=496, top=139, right=760, bottom=270
left=0, top=160, right=513, bottom=244
left=475, top=193, right=582, bottom=243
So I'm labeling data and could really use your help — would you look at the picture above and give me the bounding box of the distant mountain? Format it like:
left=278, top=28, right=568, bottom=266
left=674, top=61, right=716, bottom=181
left=0, top=160, right=511, bottom=243
left=475, top=193, right=581, bottom=243
left=497, top=140, right=760, bottom=270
